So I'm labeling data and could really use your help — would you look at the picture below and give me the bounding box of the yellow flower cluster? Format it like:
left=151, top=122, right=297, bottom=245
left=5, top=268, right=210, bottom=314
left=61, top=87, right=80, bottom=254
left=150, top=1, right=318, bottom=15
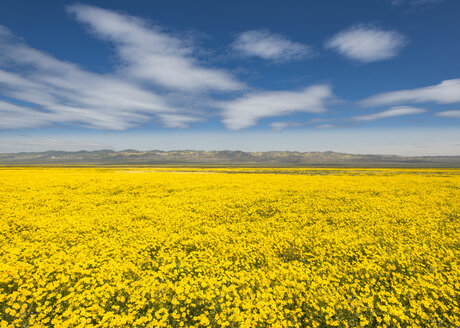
left=0, top=167, right=459, bottom=327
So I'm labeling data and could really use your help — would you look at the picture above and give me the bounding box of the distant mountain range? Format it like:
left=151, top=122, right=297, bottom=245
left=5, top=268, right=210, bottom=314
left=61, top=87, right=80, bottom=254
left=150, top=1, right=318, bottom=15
left=1, top=150, right=460, bottom=167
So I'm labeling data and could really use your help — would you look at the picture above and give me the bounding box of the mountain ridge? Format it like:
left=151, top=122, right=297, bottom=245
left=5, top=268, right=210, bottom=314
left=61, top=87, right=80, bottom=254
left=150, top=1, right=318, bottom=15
left=1, top=150, right=460, bottom=167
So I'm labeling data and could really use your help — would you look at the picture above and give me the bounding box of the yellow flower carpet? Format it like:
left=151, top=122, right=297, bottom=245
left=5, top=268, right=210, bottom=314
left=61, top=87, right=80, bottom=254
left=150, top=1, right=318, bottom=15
left=0, top=168, right=459, bottom=327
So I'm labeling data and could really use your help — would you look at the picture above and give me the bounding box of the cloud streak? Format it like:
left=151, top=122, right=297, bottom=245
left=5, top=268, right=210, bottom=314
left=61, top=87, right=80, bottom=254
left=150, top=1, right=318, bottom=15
left=220, top=85, right=333, bottom=130
left=326, top=25, right=405, bottom=63
left=0, top=100, right=56, bottom=129
left=67, top=4, right=243, bottom=92
left=353, top=106, right=427, bottom=121
left=436, top=110, right=460, bottom=118
left=0, top=25, right=202, bottom=130
left=232, top=30, right=312, bottom=62
left=269, top=118, right=326, bottom=131
left=390, top=0, right=444, bottom=7
left=361, top=79, right=460, bottom=106
left=158, top=114, right=202, bottom=128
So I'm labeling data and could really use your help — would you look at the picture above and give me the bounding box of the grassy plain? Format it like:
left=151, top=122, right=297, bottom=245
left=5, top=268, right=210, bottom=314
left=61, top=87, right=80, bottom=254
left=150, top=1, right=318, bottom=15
left=0, top=167, right=459, bottom=327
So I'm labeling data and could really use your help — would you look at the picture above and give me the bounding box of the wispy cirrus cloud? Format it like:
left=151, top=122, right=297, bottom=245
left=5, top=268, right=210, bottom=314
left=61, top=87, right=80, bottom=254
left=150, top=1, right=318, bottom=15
left=361, top=79, right=460, bottom=106
left=325, top=25, right=405, bottom=63
left=316, top=124, right=336, bottom=129
left=269, top=118, right=326, bottom=131
left=231, top=30, right=313, bottom=62
left=390, top=0, right=444, bottom=7
left=157, top=114, right=202, bottom=128
left=0, top=100, right=56, bottom=129
left=436, top=110, right=460, bottom=118
left=220, top=85, right=333, bottom=130
left=67, top=4, right=243, bottom=92
left=353, top=106, right=427, bottom=121
left=0, top=4, right=249, bottom=131
left=269, top=121, right=294, bottom=131
left=0, top=28, right=183, bottom=130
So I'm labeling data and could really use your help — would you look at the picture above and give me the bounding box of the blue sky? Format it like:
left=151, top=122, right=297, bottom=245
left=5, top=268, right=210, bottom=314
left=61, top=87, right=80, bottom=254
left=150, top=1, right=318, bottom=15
left=0, top=0, right=459, bottom=155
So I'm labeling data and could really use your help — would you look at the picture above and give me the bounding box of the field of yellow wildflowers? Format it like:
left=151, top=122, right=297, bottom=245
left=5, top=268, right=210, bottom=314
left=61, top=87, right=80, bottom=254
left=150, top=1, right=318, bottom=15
left=0, top=167, right=459, bottom=328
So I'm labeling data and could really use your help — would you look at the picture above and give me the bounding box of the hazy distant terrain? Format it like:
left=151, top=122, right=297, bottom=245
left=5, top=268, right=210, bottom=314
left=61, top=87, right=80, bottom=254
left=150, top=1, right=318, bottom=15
left=1, top=150, right=459, bottom=167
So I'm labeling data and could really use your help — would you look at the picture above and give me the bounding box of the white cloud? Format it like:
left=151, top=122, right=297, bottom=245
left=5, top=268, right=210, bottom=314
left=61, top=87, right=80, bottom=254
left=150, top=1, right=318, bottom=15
left=269, top=118, right=325, bottom=131
left=67, top=4, right=243, bottom=92
left=0, top=1, right=253, bottom=131
left=0, top=100, right=56, bottom=129
left=232, top=30, right=312, bottom=62
left=158, top=114, right=202, bottom=128
left=220, top=84, right=333, bottom=130
left=390, top=0, right=444, bottom=7
left=325, top=25, right=405, bottom=63
left=316, top=124, right=335, bottom=129
left=269, top=121, right=294, bottom=131
left=0, top=25, right=201, bottom=130
left=353, top=106, right=427, bottom=121
left=436, top=110, right=460, bottom=118
left=361, top=79, right=460, bottom=106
